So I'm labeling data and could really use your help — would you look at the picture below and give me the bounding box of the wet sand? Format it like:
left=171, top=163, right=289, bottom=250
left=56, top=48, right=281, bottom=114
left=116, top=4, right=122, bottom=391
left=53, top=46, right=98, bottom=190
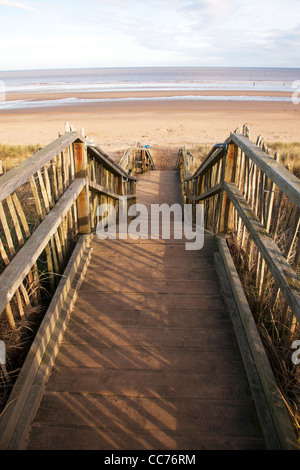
left=0, top=90, right=299, bottom=156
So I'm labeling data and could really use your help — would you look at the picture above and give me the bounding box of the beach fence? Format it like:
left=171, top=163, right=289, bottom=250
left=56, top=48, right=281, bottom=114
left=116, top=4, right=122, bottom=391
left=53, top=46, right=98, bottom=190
left=0, top=127, right=155, bottom=406
left=178, top=125, right=300, bottom=432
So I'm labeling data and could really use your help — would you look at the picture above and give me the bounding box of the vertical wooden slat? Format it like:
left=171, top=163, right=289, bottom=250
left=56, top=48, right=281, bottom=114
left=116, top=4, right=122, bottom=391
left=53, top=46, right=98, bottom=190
left=50, top=159, right=59, bottom=203
left=56, top=153, right=64, bottom=197
left=284, top=208, right=300, bottom=261
left=43, top=164, right=54, bottom=209
left=15, top=288, right=24, bottom=319
left=37, top=169, right=50, bottom=215
left=63, top=147, right=70, bottom=189
left=6, top=195, right=24, bottom=248
left=50, top=236, right=60, bottom=274
left=74, top=140, right=91, bottom=234
left=69, top=144, right=75, bottom=182
left=5, top=303, right=16, bottom=329
left=219, top=143, right=236, bottom=233
left=12, top=193, right=31, bottom=239
left=31, top=262, right=41, bottom=304
left=54, top=231, right=64, bottom=269
left=19, top=282, right=30, bottom=306
left=270, top=190, right=283, bottom=241
left=0, top=201, right=15, bottom=258
left=30, top=176, right=44, bottom=221
left=45, top=243, right=55, bottom=293
left=0, top=238, right=10, bottom=266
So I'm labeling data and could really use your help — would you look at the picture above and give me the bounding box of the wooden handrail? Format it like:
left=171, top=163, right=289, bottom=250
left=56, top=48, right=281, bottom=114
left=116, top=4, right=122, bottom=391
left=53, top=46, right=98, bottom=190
left=119, top=146, right=155, bottom=174
left=87, top=143, right=137, bottom=181
left=0, top=178, right=85, bottom=316
left=229, top=133, right=300, bottom=208
left=177, top=128, right=300, bottom=446
left=0, top=129, right=137, bottom=332
left=0, top=132, right=79, bottom=203
left=177, top=133, right=300, bottom=315
left=224, top=181, right=300, bottom=323
left=184, top=143, right=227, bottom=182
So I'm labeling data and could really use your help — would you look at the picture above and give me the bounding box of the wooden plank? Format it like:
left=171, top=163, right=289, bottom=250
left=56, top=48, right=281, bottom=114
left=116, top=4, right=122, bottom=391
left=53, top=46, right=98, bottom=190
left=50, top=159, right=59, bottom=202
left=19, top=282, right=30, bottom=306
left=230, top=134, right=300, bottom=209
left=0, top=201, right=15, bottom=257
left=62, top=147, right=70, bottom=190
left=185, top=182, right=222, bottom=202
left=15, top=288, right=24, bottom=319
left=0, top=234, right=92, bottom=450
left=31, top=262, right=41, bottom=304
left=43, top=164, right=54, bottom=209
left=56, top=153, right=63, bottom=197
left=0, top=132, right=80, bottom=203
left=224, top=181, right=300, bottom=324
left=11, top=193, right=31, bottom=239
left=0, top=178, right=85, bottom=315
left=53, top=231, right=64, bottom=269
left=0, top=238, right=10, bottom=266
left=50, top=236, right=60, bottom=274
left=30, top=176, right=44, bottom=221
left=216, top=236, right=299, bottom=450
left=58, top=224, right=67, bottom=261
left=69, top=144, right=75, bottom=182
left=6, top=195, right=24, bottom=248
left=214, top=251, right=281, bottom=450
left=74, top=141, right=91, bottom=235
left=45, top=243, right=55, bottom=293
left=219, top=144, right=236, bottom=233
left=88, top=179, right=121, bottom=200
left=5, top=303, right=16, bottom=329
left=88, top=145, right=137, bottom=181
left=37, top=169, right=50, bottom=214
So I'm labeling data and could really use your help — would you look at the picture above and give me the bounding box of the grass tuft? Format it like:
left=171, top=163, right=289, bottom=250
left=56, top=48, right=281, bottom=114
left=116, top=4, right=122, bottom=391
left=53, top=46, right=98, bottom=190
left=0, top=143, right=41, bottom=172
left=266, top=141, right=300, bottom=178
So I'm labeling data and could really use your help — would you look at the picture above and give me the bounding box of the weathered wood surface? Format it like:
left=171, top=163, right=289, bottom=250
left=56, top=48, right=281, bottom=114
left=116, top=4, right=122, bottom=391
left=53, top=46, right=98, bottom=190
left=0, top=178, right=85, bottom=315
left=224, top=181, right=300, bottom=323
left=23, top=170, right=265, bottom=450
left=0, top=132, right=79, bottom=202
left=230, top=134, right=300, bottom=208
left=0, top=234, right=93, bottom=450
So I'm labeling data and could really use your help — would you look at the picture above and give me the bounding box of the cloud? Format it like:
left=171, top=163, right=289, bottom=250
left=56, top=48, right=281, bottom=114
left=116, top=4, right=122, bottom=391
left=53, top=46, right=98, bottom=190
left=0, top=0, right=37, bottom=12
left=0, top=0, right=299, bottom=68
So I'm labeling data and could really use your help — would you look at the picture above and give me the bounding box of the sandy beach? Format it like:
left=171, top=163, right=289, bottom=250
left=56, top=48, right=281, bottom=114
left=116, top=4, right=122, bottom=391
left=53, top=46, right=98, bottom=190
left=0, top=90, right=299, bottom=166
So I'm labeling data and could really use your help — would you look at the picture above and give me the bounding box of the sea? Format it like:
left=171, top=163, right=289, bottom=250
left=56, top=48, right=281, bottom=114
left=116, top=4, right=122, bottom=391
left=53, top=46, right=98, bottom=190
left=0, top=67, right=299, bottom=110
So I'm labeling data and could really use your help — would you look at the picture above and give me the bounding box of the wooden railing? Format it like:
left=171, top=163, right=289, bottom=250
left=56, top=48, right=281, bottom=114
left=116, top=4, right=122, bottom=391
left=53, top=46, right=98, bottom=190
left=119, top=145, right=156, bottom=174
left=177, top=129, right=300, bottom=440
left=0, top=130, right=140, bottom=373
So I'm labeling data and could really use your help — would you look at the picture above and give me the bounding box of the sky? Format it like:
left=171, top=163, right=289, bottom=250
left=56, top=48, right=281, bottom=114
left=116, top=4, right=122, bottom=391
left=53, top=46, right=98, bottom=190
left=0, top=0, right=300, bottom=70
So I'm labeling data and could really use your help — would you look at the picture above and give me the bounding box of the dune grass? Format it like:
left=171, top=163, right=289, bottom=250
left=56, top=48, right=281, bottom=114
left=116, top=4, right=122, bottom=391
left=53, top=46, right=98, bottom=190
left=0, top=143, right=41, bottom=172
left=187, top=140, right=300, bottom=178
left=266, top=141, right=300, bottom=177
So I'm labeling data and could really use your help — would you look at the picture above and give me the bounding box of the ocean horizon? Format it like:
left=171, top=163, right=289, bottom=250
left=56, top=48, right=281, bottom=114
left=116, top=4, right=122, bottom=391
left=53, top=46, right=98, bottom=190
left=0, top=66, right=299, bottom=110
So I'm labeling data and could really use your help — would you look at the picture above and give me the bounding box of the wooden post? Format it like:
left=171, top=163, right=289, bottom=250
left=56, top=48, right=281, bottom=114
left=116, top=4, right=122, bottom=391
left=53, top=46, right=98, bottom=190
left=219, top=143, right=236, bottom=233
left=74, top=140, right=91, bottom=234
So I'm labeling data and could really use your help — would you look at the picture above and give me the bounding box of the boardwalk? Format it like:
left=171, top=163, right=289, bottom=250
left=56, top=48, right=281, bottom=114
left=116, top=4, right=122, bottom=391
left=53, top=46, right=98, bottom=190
left=23, top=170, right=265, bottom=450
